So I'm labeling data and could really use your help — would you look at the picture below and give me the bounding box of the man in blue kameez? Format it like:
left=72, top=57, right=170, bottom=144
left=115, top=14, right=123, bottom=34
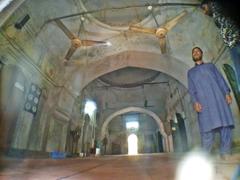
left=188, top=47, right=234, bottom=159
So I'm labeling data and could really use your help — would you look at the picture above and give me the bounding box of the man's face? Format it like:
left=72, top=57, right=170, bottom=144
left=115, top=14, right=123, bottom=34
left=192, top=48, right=203, bottom=62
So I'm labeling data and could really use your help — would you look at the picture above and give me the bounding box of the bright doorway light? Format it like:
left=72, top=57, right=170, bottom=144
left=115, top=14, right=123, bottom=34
left=84, top=100, right=96, bottom=116
left=128, top=134, right=138, bottom=155
left=126, top=121, right=139, bottom=129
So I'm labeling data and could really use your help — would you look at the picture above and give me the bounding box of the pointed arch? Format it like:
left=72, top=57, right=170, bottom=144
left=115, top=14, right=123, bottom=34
left=101, top=106, right=170, bottom=152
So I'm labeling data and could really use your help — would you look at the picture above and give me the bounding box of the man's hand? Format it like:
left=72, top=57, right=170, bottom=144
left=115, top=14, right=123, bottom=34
left=194, top=102, right=202, bottom=112
left=226, top=94, right=232, bottom=104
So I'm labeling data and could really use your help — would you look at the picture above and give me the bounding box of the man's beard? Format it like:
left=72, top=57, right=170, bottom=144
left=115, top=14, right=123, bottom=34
left=192, top=56, right=202, bottom=62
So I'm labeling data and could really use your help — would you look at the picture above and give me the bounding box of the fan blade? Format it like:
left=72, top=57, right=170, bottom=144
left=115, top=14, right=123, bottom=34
left=81, top=40, right=107, bottom=46
left=64, top=45, right=77, bottom=60
left=161, top=11, right=188, bottom=32
left=55, top=19, right=76, bottom=40
left=159, top=37, right=167, bottom=54
left=129, top=25, right=156, bottom=35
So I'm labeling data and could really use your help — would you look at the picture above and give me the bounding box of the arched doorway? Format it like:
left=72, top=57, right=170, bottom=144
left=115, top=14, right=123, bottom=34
left=64, top=51, right=192, bottom=154
left=101, top=107, right=170, bottom=152
left=62, top=51, right=191, bottom=154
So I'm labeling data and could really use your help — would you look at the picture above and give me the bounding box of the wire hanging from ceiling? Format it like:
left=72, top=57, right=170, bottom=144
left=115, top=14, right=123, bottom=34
left=47, top=2, right=200, bottom=22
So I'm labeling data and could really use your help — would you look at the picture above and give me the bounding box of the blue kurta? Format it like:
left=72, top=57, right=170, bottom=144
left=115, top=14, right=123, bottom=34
left=188, top=63, right=234, bottom=133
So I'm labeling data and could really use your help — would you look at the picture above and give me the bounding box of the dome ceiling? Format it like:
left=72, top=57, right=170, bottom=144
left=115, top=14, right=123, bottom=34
left=99, top=67, right=160, bottom=88
left=79, top=0, right=158, bottom=26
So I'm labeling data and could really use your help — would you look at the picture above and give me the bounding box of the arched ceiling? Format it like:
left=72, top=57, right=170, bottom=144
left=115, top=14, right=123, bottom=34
left=1, top=0, right=231, bottom=135
left=65, top=51, right=189, bottom=94
left=0, top=0, right=225, bottom=95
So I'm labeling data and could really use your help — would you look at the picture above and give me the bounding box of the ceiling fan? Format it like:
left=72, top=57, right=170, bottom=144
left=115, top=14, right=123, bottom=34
left=54, top=19, right=108, bottom=63
left=129, top=10, right=188, bottom=54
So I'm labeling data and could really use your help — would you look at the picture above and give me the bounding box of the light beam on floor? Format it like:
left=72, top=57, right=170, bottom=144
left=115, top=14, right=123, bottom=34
left=176, top=151, right=214, bottom=180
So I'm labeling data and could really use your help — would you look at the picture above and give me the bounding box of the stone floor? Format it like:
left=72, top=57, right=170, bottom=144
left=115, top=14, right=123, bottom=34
left=0, top=153, right=239, bottom=180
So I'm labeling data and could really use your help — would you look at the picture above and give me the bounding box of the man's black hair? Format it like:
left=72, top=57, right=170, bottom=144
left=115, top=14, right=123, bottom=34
left=192, top=47, right=203, bottom=54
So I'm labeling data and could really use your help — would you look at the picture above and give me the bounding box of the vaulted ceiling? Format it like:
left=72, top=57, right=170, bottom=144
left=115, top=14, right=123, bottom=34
left=0, top=0, right=228, bottom=121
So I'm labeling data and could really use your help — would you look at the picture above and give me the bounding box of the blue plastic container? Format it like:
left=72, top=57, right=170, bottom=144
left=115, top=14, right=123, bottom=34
left=50, top=151, right=66, bottom=159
